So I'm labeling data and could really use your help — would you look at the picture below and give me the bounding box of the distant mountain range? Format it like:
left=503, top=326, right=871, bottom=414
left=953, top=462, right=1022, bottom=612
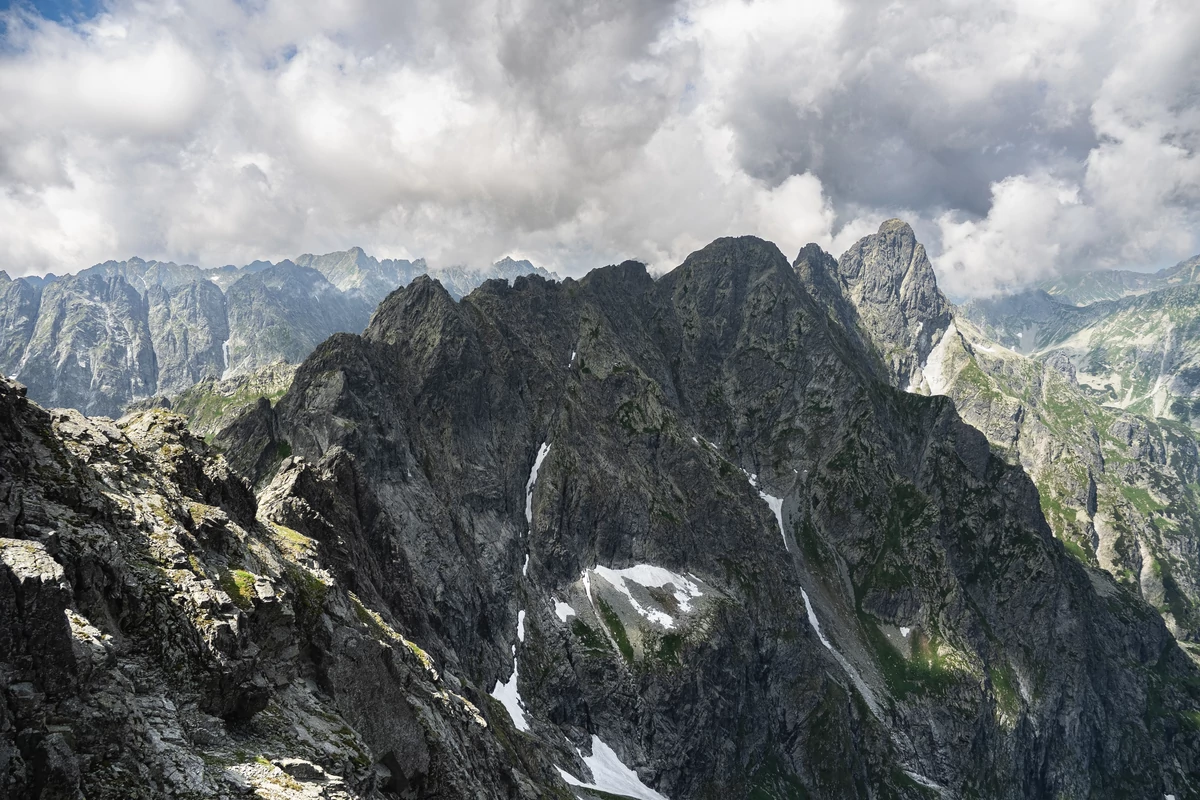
left=1035, top=254, right=1200, bottom=305
left=0, top=250, right=557, bottom=416
left=964, top=257, right=1200, bottom=428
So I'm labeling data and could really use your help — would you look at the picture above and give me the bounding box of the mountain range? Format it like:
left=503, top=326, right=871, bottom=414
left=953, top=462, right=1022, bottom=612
left=0, top=251, right=557, bottom=418
left=1, top=224, right=1199, bottom=799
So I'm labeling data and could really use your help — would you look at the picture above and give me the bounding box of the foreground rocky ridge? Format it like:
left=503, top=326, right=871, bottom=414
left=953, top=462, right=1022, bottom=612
left=213, top=237, right=1200, bottom=797
left=0, top=378, right=571, bottom=799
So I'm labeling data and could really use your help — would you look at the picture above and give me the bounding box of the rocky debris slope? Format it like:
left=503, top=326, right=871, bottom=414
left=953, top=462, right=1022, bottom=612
left=0, top=377, right=567, bottom=799
left=817, top=224, right=1200, bottom=644
left=1, top=253, right=554, bottom=419
left=219, top=238, right=1200, bottom=798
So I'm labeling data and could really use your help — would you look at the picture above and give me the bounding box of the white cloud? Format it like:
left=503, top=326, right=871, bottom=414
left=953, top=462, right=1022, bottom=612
left=0, top=0, right=1197, bottom=296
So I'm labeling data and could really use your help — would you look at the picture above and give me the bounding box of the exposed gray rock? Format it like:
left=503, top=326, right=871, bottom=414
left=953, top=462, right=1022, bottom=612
left=833, top=219, right=954, bottom=389
left=15, top=270, right=157, bottom=417
left=0, top=271, right=41, bottom=377
left=148, top=280, right=230, bottom=396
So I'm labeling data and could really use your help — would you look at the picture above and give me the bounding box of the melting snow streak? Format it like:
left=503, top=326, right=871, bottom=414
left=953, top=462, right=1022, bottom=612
left=526, top=442, right=551, bottom=526
left=800, top=588, right=881, bottom=717
left=746, top=473, right=788, bottom=550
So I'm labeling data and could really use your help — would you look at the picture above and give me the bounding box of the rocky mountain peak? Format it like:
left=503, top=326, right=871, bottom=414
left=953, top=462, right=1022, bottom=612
left=834, top=218, right=953, bottom=390
left=793, top=242, right=838, bottom=286
left=671, top=235, right=792, bottom=287
left=365, top=273, right=459, bottom=343
left=876, top=218, right=914, bottom=237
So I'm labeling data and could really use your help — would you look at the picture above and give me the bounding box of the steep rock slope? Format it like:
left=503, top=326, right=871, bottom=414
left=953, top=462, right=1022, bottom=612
left=147, top=280, right=230, bottom=396
left=16, top=271, right=158, bottom=417
left=0, top=377, right=564, bottom=799
left=0, top=271, right=41, bottom=376
left=826, top=227, right=1200, bottom=643
left=223, top=263, right=374, bottom=380
left=219, top=238, right=1200, bottom=798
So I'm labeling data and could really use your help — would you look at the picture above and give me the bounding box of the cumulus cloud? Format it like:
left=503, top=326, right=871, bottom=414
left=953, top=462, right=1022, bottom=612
left=0, top=0, right=1197, bottom=296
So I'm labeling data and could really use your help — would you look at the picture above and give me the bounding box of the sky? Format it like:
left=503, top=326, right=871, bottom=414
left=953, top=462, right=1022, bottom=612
left=0, top=0, right=1197, bottom=297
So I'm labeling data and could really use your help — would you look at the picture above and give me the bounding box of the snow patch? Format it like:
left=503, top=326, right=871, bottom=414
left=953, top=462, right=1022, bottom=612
left=758, top=490, right=787, bottom=550
left=568, top=350, right=576, bottom=367
left=745, top=472, right=788, bottom=550
left=922, top=323, right=957, bottom=396
left=556, top=735, right=669, bottom=800
left=221, top=340, right=232, bottom=380
left=525, top=442, right=551, bottom=526
left=554, top=601, right=576, bottom=622
left=904, top=770, right=945, bottom=791
left=900, top=626, right=912, bottom=637
left=522, top=553, right=529, bottom=577
left=489, top=645, right=530, bottom=732
left=591, top=565, right=703, bottom=629
left=517, top=610, right=526, bottom=642
left=801, top=588, right=834, bottom=650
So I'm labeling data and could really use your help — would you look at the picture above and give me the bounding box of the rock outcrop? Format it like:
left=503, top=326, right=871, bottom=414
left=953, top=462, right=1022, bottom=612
left=0, top=377, right=543, bottom=799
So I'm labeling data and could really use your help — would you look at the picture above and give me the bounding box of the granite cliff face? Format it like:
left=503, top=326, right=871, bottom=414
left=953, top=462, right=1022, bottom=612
left=1, top=252, right=553, bottom=418
left=223, top=263, right=373, bottom=379
left=0, top=272, right=41, bottom=376
left=15, top=270, right=158, bottom=417
left=148, top=280, right=230, bottom=397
